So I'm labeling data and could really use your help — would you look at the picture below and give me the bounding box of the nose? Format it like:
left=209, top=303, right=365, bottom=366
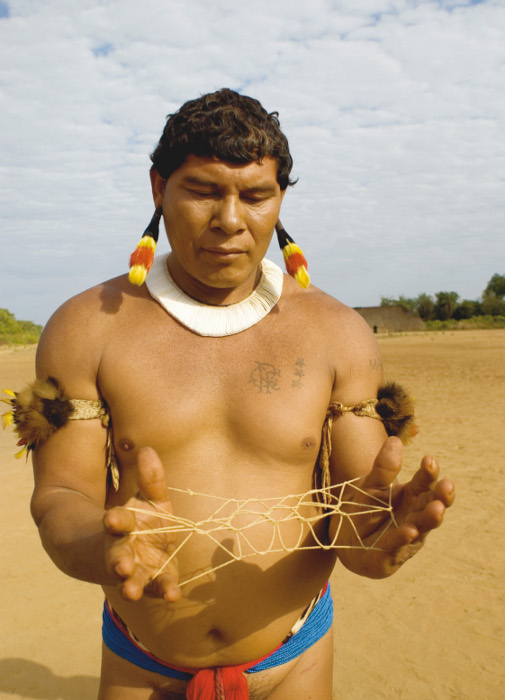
left=210, top=195, right=245, bottom=236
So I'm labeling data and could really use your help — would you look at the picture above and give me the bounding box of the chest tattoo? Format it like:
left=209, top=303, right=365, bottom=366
left=249, top=362, right=281, bottom=393
left=291, top=357, right=306, bottom=389
left=248, top=357, right=307, bottom=393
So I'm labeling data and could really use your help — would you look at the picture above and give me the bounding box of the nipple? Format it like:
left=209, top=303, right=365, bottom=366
left=118, top=438, right=135, bottom=452
left=301, top=437, right=316, bottom=451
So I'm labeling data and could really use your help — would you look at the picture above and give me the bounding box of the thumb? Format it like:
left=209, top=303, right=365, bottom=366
left=363, top=436, right=403, bottom=490
left=136, top=446, right=169, bottom=503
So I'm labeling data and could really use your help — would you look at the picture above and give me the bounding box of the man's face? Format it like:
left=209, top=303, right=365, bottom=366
left=150, top=155, right=285, bottom=305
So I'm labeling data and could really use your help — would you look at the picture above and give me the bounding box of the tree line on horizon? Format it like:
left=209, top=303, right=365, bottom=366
left=380, top=273, right=505, bottom=322
left=0, top=308, right=43, bottom=346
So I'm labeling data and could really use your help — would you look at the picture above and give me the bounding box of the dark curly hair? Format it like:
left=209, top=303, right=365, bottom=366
left=150, top=88, right=296, bottom=190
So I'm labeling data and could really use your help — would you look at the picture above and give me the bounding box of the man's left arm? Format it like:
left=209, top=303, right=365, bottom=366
left=327, top=313, right=455, bottom=578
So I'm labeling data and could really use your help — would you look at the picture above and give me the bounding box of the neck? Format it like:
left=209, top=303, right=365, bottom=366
left=166, top=256, right=262, bottom=306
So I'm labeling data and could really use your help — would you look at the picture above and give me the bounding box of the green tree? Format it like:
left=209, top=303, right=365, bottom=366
left=481, top=294, right=505, bottom=316
left=434, top=291, right=459, bottom=321
left=380, top=295, right=417, bottom=312
left=453, top=299, right=481, bottom=320
left=415, top=293, right=435, bottom=321
left=484, top=273, right=505, bottom=299
left=398, top=295, right=417, bottom=312
left=0, top=308, right=42, bottom=345
left=380, top=296, right=397, bottom=306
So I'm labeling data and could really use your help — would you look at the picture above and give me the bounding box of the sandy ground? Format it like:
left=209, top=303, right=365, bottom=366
left=1, top=330, right=504, bottom=699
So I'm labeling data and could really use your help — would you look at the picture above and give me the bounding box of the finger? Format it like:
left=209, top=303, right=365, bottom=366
left=136, top=446, right=170, bottom=504
left=435, top=478, right=455, bottom=507
left=406, top=459, right=455, bottom=508
left=104, top=506, right=137, bottom=536
left=120, top=568, right=182, bottom=602
left=403, top=499, right=447, bottom=535
left=382, top=524, right=427, bottom=571
left=120, top=565, right=152, bottom=601
left=383, top=522, right=420, bottom=549
left=406, top=456, right=440, bottom=498
left=363, top=436, right=403, bottom=490
left=106, top=540, right=136, bottom=580
left=152, top=573, right=182, bottom=602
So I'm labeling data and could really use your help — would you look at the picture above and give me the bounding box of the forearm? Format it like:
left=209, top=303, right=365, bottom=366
left=31, top=488, right=117, bottom=586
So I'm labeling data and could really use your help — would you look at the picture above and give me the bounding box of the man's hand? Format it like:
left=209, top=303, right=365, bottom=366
left=104, top=446, right=181, bottom=602
left=335, top=436, right=455, bottom=578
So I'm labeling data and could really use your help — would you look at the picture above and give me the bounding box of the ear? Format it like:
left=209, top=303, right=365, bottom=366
left=150, top=168, right=166, bottom=208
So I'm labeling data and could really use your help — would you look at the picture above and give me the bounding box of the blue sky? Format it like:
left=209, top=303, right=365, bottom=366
left=1, top=0, right=504, bottom=325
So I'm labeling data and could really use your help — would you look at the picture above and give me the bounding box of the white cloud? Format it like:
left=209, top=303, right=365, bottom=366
left=1, top=0, right=504, bottom=323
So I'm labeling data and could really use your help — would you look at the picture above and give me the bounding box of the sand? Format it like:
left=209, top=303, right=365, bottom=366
left=1, top=330, right=504, bottom=699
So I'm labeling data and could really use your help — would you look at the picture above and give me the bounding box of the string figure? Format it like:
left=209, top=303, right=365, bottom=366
left=127, top=478, right=397, bottom=588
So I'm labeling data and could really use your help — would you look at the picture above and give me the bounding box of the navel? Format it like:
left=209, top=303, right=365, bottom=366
left=207, top=627, right=226, bottom=643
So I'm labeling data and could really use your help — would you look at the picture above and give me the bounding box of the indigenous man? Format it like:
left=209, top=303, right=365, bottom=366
left=23, top=89, right=453, bottom=699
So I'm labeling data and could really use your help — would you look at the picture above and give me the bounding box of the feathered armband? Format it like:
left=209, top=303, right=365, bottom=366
left=2, top=377, right=119, bottom=490
left=328, top=381, right=418, bottom=443
left=317, top=381, right=418, bottom=498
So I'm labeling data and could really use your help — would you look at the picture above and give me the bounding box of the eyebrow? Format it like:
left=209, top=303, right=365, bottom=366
left=181, top=176, right=218, bottom=188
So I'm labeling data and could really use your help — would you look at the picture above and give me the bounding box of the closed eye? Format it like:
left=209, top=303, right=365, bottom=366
left=241, top=195, right=270, bottom=204
left=241, top=189, right=275, bottom=203
left=187, top=188, right=219, bottom=199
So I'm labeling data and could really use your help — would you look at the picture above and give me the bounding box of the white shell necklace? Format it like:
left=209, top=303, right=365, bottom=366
left=145, top=254, right=283, bottom=337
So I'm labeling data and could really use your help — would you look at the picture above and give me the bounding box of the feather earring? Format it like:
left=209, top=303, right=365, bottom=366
left=275, top=220, right=310, bottom=288
left=129, top=207, right=163, bottom=286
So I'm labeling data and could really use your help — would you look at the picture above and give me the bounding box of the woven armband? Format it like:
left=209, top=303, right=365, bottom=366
left=317, top=381, right=417, bottom=501
left=2, top=377, right=119, bottom=490
left=329, top=381, right=417, bottom=444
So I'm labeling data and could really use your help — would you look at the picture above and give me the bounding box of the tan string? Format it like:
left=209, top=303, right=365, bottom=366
left=127, top=478, right=396, bottom=588
left=318, top=400, right=382, bottom=504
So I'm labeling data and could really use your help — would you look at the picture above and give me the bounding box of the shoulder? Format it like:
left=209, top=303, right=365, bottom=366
left=281, top=276, right=376, bottom=345
left=36, top=274, right=153, bottom=395
left=38, top=274, right=143, bottom=343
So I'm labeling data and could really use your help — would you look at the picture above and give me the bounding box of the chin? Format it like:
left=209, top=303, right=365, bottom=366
left=198, top=268, right=260, bottom=303
left=204, top=274, right=251, bottom=292
left=204, top=262, right=259, bottom=285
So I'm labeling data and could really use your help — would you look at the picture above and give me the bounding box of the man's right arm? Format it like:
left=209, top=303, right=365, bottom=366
left=30, top=291, right=117, bottom=585
left=30, top=291, right=180, bottom=600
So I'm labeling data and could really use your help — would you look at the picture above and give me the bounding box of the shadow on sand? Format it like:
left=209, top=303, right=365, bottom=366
left=0, top=658, right=99, bottom=699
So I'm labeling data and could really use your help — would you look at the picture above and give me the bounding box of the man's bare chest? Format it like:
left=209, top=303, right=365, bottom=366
left=97, top=320, right=333, bottom=473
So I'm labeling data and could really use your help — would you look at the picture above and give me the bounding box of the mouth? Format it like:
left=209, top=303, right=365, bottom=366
left=203, top=248, right=245, bottom=258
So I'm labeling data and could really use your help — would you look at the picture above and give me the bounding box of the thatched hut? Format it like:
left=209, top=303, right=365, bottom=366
left=354, top=305, right=425, bottom=333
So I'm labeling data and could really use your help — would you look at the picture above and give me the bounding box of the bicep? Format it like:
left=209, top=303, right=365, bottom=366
left=329, top=413, right=387, bottom=486
left=327, top=309, right=387, bottom=484
left=31, top=295, right=108, bottom=517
